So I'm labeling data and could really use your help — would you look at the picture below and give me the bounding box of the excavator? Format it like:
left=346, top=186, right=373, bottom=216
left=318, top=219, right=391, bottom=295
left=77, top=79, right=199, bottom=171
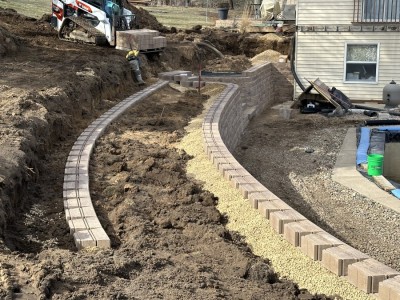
left=50, top=0, right=135, bottom=46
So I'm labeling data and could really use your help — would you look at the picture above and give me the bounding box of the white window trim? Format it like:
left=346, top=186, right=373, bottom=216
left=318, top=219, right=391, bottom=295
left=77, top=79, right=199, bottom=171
left=343, top=42, right=380, bottom=84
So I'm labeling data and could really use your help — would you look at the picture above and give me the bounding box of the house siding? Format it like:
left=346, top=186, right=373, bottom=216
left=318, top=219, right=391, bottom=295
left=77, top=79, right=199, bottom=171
left=294, top=0, right=400, bottom=102
left=297, top=0, right=354, bottom=25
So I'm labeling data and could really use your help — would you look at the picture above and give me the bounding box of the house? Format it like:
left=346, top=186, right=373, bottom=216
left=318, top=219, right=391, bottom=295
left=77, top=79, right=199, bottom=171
left=294, top=0, right=400, bottom=102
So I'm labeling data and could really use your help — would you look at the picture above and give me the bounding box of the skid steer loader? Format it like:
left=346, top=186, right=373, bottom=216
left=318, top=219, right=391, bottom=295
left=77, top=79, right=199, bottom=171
left=50, top=0, right=135, bottom=46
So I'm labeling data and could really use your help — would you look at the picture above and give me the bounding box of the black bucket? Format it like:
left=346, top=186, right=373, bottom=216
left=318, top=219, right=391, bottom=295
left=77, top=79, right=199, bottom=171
left=217, top=8, right=229, bottom=20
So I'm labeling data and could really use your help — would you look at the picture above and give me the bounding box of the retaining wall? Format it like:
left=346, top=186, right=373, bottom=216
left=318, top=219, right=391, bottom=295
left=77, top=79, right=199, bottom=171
left=200, top=63, right=400, bottom=298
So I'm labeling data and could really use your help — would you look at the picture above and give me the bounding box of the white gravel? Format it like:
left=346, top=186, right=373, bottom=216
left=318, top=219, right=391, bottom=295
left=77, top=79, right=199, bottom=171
left=179, top=85, right=374, bottom=300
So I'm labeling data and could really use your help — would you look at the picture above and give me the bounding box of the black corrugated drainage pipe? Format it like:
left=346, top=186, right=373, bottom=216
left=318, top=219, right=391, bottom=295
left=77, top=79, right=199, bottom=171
left=290, top=36, right=306, bottom=91
left=364, top=119, right=400, bottom=126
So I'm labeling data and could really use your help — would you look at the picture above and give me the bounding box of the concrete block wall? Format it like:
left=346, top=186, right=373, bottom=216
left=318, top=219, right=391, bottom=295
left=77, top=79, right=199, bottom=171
left=202, top=62, right=290, bottom=125
left=64, top=80, right=169, bottom=250
left=201, top=64, right=400, bottom=298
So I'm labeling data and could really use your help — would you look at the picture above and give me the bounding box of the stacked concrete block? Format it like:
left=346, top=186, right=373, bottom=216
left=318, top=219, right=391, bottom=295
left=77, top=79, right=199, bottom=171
left=257, top=199, right=291, bottom=219
left=231, top=176, right=268, bottom=199
left=378, top=276, right=400, bottom=300
left=300, top=231, right=344, bottom=261
left=283, top=220, right=323, bottom=247
left=64, top=80, right=169, bottom=250
left=248, top=190, right=280, bottom=209
left=158, top=70, right=191, bottom=82
left=158, top=71, right=206, bottom=88
left=321, top=244, right=369, bottom=276
left=348, top=259, right=400, bottom=294
left=270, top=209, right=306, bottom=234
left=116, top=29, right=166, bottom=51
left=199, top=62, right=400, bottom=296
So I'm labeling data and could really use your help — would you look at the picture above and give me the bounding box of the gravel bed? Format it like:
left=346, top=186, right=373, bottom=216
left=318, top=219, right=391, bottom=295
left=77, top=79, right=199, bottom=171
left=179, top=89, right=375, bottom=300
left=234, top=109, right=400, bottom=273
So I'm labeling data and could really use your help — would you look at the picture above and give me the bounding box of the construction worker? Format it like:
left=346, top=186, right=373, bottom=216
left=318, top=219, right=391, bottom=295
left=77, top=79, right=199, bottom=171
left=126, top=49, right=145, bottom=85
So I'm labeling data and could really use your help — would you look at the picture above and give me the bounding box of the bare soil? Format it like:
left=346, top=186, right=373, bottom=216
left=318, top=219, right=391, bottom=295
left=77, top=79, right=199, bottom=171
left=0, top=6, right=329, bottom=300
left=234, top=109, right=400, bottom=273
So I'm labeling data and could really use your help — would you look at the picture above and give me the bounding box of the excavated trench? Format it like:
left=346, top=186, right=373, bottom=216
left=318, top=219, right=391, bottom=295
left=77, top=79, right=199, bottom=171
left=0, top=7, right=331, bottom=298
left=3, top=6, right=388, bottom=299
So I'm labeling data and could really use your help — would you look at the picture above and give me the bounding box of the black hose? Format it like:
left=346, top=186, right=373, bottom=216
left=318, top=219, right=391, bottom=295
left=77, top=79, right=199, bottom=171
left=290, top=36, right=306, bottom=91
left=354, top=104, right=385, bottom=111
left=364, top=119, right=400, bottom=126
left=363, top=110, right=378, bottom=117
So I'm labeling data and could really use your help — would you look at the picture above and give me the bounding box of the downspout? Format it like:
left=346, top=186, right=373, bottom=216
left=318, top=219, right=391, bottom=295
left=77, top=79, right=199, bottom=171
left=290, top=35, right=306, bottom=91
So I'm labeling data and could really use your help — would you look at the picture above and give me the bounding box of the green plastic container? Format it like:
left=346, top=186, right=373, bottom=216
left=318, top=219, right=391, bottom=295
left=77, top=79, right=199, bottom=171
left=367, top=154, right=384, bottom=176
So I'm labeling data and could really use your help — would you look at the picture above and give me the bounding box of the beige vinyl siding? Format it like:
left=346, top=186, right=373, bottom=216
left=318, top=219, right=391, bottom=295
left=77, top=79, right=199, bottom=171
left=297, top=0, right=354, bottom=25
left=281, top=0, right=296, bottom=5
left=294, top=31, right=400, bottom=101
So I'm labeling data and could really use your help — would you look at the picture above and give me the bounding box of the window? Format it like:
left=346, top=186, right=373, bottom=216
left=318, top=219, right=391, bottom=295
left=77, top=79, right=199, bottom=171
left=362, top=0, right=400, bottom=22
left=344, top=43, right=379, bottom=83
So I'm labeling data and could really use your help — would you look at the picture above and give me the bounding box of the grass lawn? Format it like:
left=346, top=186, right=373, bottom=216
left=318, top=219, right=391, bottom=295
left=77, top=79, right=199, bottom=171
left=141, top=5, right=221, bottom=29
left=0, top=0, right=50, bottom=19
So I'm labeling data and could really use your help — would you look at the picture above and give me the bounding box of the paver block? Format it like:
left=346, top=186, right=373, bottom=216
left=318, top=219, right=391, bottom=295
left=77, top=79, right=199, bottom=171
left=300, top=231, right=344, bottom=261
left=91, top=227, right=111, bottom=249
left=224, top=169, right=252, bottom=181
left=238, top=182, right=268, bottom=199
left=74, top=230, right=96, bottom=250
left=63, top=197, right=92, bottom=209
left=378, top=275, right=400, bottom=300
left=68, top=217, right=103, bottom=234
left=257, top=199, right=291, bottom=219
left=218, top=163, right=239, bottom=176
left=248, top=190, right=280, bottom=209
left=63, top=181, right=89, bottom=190
left=283, top=220, right=323, bottom=247
left=270, top=209, right=306, bottom=234
left=63, top=189, right=91, bottom=199
left=348, top=258, right=400, bottom=293
left=210, top=152, right=233, bottom=168
left=65, top=206, right=97, bottom=220
left=321, top=244, right=369, bottom=276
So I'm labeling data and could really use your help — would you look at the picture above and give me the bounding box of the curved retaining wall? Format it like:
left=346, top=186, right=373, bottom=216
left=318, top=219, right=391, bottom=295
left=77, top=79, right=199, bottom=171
left=200, top=63, right=400, bottom=298
left=63, top=80, right=169, bottom=250
left=63, top=62, right=400, bottom=297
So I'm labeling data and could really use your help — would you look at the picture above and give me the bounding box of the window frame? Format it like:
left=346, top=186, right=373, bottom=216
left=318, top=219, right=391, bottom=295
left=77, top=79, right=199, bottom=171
left=361, top=0, right=400, bottom=22
left=343, top=42, right=380, bottom=84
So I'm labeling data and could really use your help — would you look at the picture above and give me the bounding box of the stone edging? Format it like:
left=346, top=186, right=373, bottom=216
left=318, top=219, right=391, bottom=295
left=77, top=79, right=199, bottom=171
left=199, top=74, right=400, bottom=297
left=63, top=80, right=169, bottom=250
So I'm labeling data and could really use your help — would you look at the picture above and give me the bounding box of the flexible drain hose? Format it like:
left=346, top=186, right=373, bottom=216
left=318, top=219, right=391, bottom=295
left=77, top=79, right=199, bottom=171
left=195, top=42, right=224, bottom=59
left=290, top=36, right=306, bottom=91
left=364, top=119, right=400, bottom=126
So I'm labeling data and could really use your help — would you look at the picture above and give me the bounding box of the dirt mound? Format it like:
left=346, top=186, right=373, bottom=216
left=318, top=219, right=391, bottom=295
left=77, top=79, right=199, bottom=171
left=240, top=33, right=291, bottom=57
left=251, top=49, right=282, bottom=64
left=125, top=2, right=167, bottom=31
left=204, top=55, right=252, bottom=72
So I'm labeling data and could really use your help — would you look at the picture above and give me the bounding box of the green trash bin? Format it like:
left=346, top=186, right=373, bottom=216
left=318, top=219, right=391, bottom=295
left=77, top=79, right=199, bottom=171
left=367, top=154, right=384, bottom=176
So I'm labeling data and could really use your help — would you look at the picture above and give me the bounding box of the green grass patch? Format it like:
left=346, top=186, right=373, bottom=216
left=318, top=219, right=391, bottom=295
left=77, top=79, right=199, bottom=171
left=0, top=0, right=50, bottom=19
left=141, top=6, right=219, bottom=29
